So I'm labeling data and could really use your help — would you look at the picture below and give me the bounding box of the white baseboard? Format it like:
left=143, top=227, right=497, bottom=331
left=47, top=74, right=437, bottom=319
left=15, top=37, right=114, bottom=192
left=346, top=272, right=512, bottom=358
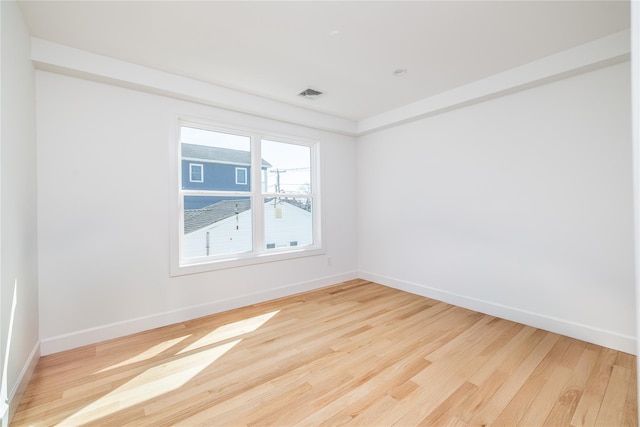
left=39, top=270, right=634, bottom=356
left=7, top=341, right=40, bottom=425
left=40, top=271, right=359, bottom=355
left=359, top=271, right=637, bottom=355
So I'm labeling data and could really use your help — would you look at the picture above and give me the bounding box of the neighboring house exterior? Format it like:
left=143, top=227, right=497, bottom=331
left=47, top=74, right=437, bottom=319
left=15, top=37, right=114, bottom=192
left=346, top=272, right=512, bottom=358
left=183, top=198, right=312, bottom=259
left=182, top=143, right=271, bottom=209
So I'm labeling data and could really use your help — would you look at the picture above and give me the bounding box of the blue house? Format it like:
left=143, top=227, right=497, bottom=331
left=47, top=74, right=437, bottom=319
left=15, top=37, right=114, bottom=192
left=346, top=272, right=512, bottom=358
left=182, top=143, right=271, bottom=209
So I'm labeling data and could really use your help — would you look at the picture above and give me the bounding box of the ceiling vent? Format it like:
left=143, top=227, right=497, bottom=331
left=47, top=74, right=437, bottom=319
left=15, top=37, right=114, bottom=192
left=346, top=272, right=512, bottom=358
left=298, top=88, right=323, bottom=99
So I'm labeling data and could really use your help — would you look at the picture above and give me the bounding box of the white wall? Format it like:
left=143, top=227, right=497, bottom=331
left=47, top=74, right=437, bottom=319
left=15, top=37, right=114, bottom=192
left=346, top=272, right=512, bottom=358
left=632, top=0, right=640, bottom=416
left=0, top=0, right=39, bottom=423
left=36, top=71, right=358, bottom=354
left=27, top=10, right=637, bottom=362
left=358, top=62, right=635, bottom=353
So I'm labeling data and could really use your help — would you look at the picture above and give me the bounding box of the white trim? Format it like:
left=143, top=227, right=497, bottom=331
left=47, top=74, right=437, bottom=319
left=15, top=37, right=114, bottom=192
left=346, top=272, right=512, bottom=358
left=359, top=271, right=637, bottom=355
left=169, top=118, right=182, bottom=278
left=179, top=247, right=325, bottom=274
left=181, top=190, right=250, bottom=197
left=30, top=37, right=358, bottom=136
left=182, top=157, right=250, bottom=168
left=40, top=271, right=359, bottom=355
left=38, top=269, right=636, bottom=356
left=358, top=29, right=630, bottom=134
left=171, top=118, right=323, bottom=276
left=6, top=342, right=40, bottom=425
left=630, top=3, right=640, bottom=417
left=235, top=167, right=248, bottom=185
left=30, top=32, right=628, bottom=137
left=188, top=163, right=203, bottom=183
left=631, top=1, right=640, bottom=422
left=252, top=140, right=265, bottom=252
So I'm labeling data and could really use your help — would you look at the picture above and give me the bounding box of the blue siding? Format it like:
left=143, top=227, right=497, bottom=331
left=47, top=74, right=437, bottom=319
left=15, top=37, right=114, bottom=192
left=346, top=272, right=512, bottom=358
left=182, top=161, right=251, bottom=192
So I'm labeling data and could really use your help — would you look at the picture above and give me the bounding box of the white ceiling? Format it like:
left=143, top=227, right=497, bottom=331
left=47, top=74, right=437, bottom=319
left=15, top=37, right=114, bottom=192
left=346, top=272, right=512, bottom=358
left=18, top=1, right=630, bottom=122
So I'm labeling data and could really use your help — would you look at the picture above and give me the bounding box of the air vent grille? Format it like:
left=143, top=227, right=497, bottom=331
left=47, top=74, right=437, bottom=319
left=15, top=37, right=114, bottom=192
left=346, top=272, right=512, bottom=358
left=298, top=88, right=323, bottom=99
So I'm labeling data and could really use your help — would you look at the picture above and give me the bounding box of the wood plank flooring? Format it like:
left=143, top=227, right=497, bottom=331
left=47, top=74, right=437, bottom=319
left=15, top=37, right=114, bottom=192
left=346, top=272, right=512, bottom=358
left=13, top=280, right=637, bottom=426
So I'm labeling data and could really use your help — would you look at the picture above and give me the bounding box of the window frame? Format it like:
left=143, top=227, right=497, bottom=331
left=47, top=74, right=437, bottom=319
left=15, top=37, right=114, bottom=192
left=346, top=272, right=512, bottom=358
left=189, top=163, right=204, bottom=183
left=170, top=118, right=324, bottom=276
left=235, top=167, right=248, bottom=185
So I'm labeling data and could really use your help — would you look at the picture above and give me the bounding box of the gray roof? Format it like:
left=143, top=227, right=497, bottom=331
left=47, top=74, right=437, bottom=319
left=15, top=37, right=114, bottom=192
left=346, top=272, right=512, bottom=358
left=182, top=143, right=271, bottom=167
left=184, top=199, right=252, bottom=234
left=184, top=198, right=311, bottom=234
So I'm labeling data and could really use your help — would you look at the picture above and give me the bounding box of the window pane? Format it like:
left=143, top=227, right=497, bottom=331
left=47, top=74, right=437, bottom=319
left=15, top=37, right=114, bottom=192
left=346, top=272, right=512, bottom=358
left=183, top=196, right=252, bottom=258
left=189, top=163, right=203, bottom=182
left=181, top=126, right=251, bottom=191
left=235, top=167, right=247, bottom=185
left=261, top=140, right=311, bottom=194
left=264, top=197, right=312, bottom=250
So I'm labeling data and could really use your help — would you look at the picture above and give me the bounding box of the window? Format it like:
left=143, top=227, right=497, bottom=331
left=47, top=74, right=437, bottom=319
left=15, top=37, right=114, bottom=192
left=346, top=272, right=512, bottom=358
left=189, top=163, right=203, bottom=182
left=235, top=167, right=248, bottom=185
left=172, top=120, right=322, bottom=274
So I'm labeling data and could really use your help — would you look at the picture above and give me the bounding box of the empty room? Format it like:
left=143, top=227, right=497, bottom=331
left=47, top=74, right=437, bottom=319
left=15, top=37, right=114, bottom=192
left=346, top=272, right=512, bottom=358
left=2, top=0, right=639, bottom=425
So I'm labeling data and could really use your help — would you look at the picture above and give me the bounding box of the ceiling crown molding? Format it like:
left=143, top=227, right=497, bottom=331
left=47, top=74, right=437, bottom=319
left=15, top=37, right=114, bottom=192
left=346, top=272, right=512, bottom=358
left=358, top=29, right=631, bottom=135
left=31, top=30, right=630, bottom=137
left=30, top=38, right=358, bottom=136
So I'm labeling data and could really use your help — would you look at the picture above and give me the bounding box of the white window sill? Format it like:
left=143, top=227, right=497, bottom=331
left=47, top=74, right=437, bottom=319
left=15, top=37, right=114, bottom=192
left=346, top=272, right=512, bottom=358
left=170, top=247, right=326, bottom=277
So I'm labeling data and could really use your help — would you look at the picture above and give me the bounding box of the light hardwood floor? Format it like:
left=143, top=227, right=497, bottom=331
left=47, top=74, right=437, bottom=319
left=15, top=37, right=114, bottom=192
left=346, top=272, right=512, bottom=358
left=13, top=280, right=637, bottom=426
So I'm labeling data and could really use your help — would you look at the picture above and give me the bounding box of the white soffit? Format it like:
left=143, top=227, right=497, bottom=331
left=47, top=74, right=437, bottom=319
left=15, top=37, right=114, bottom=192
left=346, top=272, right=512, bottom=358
left=18, top=1, right=630, bottom=122
left=30, top=38, right=358, bottom=136
left=31, top=29, right=630, bottom=136
left=358, top=29, right=631, bottom=134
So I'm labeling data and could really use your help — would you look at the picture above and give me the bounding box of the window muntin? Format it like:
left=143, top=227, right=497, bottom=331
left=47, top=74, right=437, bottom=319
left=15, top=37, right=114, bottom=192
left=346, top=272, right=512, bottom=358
left=176, top=121, right=321, bottom=271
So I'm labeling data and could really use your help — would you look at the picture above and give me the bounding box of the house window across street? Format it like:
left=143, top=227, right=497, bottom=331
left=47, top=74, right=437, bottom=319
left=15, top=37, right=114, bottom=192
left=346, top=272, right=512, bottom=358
left=172, top=120, right=322, bottom=274
left=235, top=167, right=248, bottom=185
left=189, top=163, right=203, bottom=182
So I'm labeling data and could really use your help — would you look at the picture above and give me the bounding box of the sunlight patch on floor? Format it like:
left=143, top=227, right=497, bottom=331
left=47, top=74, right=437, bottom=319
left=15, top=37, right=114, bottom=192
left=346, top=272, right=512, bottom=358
left=178, top=310, right=280, bottom=355
left=57, top=339, right=241, bottom=426
left=98, top=335, right=191, bottom=373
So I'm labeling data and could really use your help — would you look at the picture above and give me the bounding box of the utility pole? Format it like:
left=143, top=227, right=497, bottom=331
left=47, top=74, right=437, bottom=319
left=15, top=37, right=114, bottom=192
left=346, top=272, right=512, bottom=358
left=270, top=169, right=287, bottom=211
left=270, top=169, right=287, bottom=193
